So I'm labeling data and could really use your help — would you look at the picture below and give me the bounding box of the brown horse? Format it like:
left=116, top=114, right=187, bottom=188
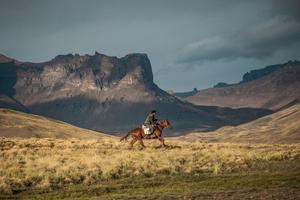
left=120, top=120, right=172, bottom=149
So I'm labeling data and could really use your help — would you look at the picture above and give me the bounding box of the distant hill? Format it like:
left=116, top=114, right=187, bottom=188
left=0, top=108, right=107, bottom=139
left=174, top=88, right=198, bottom=98
left=181, top=103, right=300, bottom=144
left=185, top=61, right=300, bottom=109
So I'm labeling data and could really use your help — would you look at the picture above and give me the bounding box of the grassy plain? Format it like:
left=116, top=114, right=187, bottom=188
left=1, top=137, right=299, bottom=199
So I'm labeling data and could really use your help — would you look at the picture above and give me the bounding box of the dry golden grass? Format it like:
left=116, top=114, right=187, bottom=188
left=1, top=137, right=300, bottom=194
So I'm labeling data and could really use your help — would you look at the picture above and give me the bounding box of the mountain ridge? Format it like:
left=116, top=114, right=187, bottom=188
left=184, top=61, right=300, bottom=110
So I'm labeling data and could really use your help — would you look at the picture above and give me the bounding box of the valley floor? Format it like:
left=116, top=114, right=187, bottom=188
left=0, top=137, right=300, bottom=199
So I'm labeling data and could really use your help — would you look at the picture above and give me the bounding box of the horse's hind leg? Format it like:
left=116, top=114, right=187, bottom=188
left=129, top=138, right=137, bottom=149
left=158, top=137, right=166, bottom=147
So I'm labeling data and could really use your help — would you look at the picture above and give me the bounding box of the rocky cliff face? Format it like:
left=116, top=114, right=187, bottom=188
left=12, top=52, right=159, bottom=105
left=0, top=52, right=272, bottom=135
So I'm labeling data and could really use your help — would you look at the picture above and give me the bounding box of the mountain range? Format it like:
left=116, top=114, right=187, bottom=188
left=0, top=53, right=272, bottom=135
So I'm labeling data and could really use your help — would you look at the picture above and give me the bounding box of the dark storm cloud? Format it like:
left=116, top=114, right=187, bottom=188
left=270, top=0, right=300, bottom=20
left=178, top=15, right=300, bottom=64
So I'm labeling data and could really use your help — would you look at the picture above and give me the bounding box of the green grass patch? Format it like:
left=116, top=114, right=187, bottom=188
left=2, top=172, right=300, bottom=200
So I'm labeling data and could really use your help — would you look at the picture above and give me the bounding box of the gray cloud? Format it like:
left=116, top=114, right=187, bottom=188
left=178, top=15, right=300, bottom=64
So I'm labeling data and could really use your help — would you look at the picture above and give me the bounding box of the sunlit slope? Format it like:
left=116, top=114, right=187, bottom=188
left=182, top=103, right=300, bottom=143
left=185, top=62, right=300, bottom=110
left=0, top=108, right=109, bottom=139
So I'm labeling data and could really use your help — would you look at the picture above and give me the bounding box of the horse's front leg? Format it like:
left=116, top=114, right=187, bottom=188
left=157, top=136, right=166, bottom=147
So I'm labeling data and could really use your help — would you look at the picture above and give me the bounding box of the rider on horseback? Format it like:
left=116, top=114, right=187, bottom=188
left=142, top=110, right=158, bottom=135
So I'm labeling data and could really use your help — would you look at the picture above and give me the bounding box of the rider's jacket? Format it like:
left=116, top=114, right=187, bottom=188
left=143, top=114, right=157, bottom=128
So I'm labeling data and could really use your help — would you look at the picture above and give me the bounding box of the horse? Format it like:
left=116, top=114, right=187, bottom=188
left=120, top=120, right=172, bottom=149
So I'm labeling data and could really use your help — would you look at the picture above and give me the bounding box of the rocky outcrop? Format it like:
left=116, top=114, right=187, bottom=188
left=213, top=82, right=231, bottom=88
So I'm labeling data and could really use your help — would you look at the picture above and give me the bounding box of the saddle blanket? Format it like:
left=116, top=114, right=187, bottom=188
left=142, top=125, right=151, bottom=135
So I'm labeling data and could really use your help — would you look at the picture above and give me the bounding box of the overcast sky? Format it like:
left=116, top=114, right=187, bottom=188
left=1, top=0, right=300, bottom=91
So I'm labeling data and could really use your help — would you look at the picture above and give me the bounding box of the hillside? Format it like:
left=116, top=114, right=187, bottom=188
left=185, top=61, right=300, bottom=109
left=0, top=108, right=107, bottom=139
left=0, top=94, right=28, bottom=112
left=0, top=53, right=272, bottom=135
left=182, top=103, right=300, bottom=144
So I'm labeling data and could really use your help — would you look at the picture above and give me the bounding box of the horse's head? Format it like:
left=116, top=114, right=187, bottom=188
left=158, top=120, right=172, bottom=129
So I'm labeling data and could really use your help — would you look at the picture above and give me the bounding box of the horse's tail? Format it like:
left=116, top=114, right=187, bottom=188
left=120, top=131, right=131, bottom=142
